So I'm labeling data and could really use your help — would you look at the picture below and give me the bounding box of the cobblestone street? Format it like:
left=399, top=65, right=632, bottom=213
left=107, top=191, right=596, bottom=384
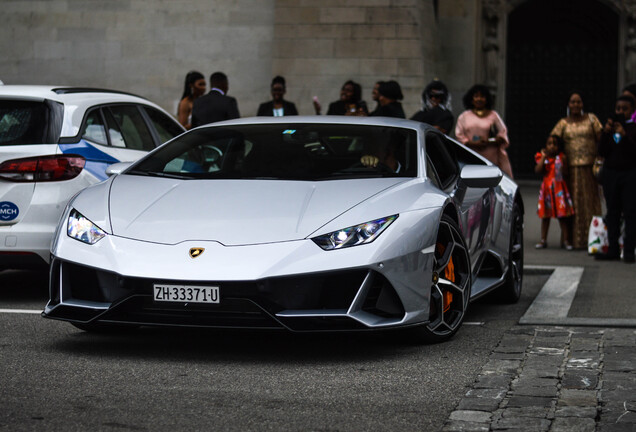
left=444, top=327, right=636, bottom=431
left=442, top=183, right=636, bottom=432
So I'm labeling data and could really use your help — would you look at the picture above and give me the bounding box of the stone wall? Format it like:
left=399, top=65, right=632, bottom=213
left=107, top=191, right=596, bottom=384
left=273, top=0, right=442, bottom=116
left=0, top=0, right=479, bottom=120
left=0, top=0, right=276, bottom=117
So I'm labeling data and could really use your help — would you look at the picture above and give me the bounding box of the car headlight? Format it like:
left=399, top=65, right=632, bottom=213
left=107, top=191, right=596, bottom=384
left=312, top=215, right=398, bottom=250
left=67, top=209, right=106, bottom=245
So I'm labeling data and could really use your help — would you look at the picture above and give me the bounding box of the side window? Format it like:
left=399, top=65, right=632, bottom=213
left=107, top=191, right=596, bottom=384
left=449, top=136, right=486, bottom=168
left=81, top=109, right=108, bottom=145
left=426, top=155, right=441, bottom=189
left=106, top=105, right=155, bottom=151
left=143, top=106, right=184, bottom=143
left=103, top=108, right=126, bottom=148
left=425, top=133, right=458, bottom=190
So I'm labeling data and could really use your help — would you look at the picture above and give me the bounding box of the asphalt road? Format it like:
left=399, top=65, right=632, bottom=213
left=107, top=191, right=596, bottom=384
left=519, top=180, right=636, bottom=321
left=3, top=182, right=632, bottom=431
left=0, top=269, right=548, bottom=432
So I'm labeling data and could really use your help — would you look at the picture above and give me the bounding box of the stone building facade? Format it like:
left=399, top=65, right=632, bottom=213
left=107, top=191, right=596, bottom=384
left=1, top=0, right=634, bottom=176
left=0, top=0, right=477, bottom=116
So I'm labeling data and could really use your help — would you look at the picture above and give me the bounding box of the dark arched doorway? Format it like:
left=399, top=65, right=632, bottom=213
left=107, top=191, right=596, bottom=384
left=505, top=0, right=619, bottom=178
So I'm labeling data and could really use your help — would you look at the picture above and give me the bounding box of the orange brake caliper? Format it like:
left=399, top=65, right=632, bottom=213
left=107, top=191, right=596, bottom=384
left=436, top=243, right=455, bottom=313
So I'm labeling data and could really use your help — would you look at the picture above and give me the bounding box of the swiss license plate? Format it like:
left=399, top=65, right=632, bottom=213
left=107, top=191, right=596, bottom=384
left=153, top=284, right=219, bottom=304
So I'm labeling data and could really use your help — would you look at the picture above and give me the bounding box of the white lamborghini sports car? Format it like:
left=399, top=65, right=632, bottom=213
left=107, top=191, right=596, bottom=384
left=44, top=116, right=523, bottom=343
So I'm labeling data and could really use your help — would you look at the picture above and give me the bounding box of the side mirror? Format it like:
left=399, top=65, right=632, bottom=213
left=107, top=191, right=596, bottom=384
left=105, top=161, right=133, bottom=176
left=459, top=164, right=503, bottom=188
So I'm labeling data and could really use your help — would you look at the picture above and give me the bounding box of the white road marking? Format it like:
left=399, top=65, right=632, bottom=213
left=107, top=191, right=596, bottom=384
left=521, top=266, right=583, bottom=322
left=0, top=309, right=42, bottom=314
left=520, top=265, right=636, bottom=327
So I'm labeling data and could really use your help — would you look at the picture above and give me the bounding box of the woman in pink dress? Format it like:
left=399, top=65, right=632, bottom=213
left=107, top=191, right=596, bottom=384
left=455, top=84, right=513, bottom=178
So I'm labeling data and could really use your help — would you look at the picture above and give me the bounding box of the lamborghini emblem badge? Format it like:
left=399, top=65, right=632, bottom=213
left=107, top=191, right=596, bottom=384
left=189, top=248, right=205, bottom=258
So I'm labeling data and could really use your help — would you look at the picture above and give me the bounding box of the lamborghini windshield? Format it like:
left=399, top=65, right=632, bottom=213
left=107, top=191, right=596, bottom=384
left=128, top=123, right=418, bottom=180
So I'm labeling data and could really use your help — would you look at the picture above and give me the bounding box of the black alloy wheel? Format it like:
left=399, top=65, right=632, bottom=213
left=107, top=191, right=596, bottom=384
left=411, top=214, right=471, bottom=344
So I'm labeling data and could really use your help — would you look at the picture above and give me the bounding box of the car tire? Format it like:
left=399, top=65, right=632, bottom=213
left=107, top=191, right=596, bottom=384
left=498, top=202, right=523, bottom=303
left=409, top=214, right=472, bottom=344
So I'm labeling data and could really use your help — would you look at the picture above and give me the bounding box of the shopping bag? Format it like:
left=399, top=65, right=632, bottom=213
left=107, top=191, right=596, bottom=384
left=588, top=216, right=608, bottom=254
left=588, top=216, right=625, bottom=255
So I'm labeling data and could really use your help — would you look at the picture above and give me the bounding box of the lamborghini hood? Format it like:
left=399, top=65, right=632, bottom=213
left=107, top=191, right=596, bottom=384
left=107, top=175, right=407, bottom=245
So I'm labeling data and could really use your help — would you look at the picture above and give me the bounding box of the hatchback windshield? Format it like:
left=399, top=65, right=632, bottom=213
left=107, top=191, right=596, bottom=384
left=128, top=124, right=418, bottom=181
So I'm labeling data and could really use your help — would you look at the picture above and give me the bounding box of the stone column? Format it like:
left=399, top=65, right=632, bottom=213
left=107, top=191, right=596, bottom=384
left=626, top=11, right=636, bottom=85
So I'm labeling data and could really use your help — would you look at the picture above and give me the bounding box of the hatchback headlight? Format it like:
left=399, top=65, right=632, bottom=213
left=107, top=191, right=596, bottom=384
left=67, top=209, right=106, bottom=244
left=312, top=215, right=398, bottom=250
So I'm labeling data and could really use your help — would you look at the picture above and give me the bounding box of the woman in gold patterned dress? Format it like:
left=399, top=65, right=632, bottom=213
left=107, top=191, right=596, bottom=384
left=550, top=92, right=602, bottom=249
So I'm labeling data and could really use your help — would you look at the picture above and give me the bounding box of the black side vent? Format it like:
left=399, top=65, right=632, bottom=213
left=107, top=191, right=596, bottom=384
left=476, top=252, right=503, bottom=279
left=362, top=272, right=405, bottom=318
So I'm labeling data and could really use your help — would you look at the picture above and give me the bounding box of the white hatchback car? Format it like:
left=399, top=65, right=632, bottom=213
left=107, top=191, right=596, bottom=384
left=0, top=86, right=185, bottom=269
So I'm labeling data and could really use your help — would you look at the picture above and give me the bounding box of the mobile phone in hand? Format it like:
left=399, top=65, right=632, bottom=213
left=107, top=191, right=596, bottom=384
left=611, top=113, right=626, bottom=126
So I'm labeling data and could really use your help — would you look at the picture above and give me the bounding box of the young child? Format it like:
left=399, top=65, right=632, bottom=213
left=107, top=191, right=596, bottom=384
left=534, top=135, right=575, bottom=249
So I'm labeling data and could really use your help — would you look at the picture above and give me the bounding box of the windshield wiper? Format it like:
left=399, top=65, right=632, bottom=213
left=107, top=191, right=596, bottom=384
left=236, top=176, right=279, bottom=180
left=128, top=170, right=192, bottom=180
left=319, top=172, right=386, bottom=180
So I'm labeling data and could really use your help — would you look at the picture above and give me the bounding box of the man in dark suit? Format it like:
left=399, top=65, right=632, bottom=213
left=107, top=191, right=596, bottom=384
left=596, top=94, right=636, bottom=263
left=191, top=72, right=240, bottom=127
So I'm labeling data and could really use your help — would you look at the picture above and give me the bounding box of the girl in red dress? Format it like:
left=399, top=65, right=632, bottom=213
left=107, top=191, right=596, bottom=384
left=535, top=135, right=575, bottom=249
